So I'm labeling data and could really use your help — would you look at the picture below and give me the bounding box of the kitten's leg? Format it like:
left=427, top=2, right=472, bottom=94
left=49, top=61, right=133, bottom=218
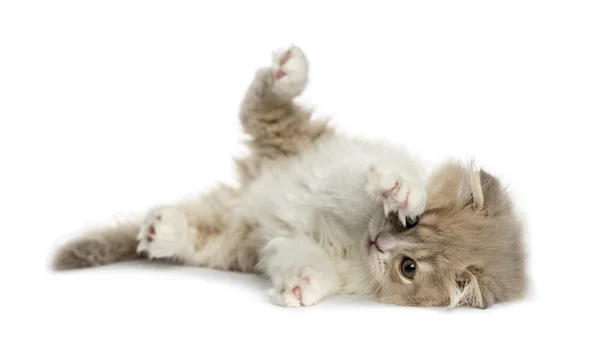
left=136, top=207, right=193, bottom=260
left=236, top=46, right=333, bottom=183
left=259, top=236, right=341, bottom=307
left=135, top=184, right=258, bottom=272
left=364, top=166, right=427, bottom=223
left=54, top=184, right=258, bottom=272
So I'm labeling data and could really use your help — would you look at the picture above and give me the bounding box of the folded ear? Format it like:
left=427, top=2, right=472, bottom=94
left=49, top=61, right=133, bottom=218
left=448, top=267, right=492, bottom=309
left=456, top=166, right=508, bottom=216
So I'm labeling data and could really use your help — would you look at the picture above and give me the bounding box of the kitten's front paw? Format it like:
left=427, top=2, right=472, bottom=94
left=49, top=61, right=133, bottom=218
left=136, top=207, right=190, bottom=259
left=269, top=266, right=326, bottom=308
left=365, top=166, right=426, bottom=222
left=270, top=45, right=309, bottom=99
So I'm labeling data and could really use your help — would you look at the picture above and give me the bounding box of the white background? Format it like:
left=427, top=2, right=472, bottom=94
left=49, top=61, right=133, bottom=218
left=1, top=1, right=599, bottom=337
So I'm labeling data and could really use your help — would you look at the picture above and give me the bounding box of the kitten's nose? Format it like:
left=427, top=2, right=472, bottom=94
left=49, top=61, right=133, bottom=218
left=369, top=233, right=384, bottom=253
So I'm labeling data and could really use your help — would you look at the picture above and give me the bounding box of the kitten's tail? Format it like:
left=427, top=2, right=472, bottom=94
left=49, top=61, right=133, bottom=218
left=51, top=220, right=141, bottom=271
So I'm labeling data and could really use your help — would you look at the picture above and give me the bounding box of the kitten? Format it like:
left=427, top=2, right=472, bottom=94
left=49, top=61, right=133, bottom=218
left=51, top=45, right=528, bottom=309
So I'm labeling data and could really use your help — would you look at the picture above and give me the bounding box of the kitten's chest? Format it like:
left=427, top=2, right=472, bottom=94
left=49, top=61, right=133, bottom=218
left=309, top=211, right=358, bottom=258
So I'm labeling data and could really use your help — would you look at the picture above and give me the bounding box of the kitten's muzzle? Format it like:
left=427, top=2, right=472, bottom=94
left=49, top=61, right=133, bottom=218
left=369, top=233, right=384, bottom=253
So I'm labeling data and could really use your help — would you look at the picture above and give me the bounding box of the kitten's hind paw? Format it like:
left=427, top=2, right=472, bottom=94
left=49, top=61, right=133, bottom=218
left=269, top=266, right=326, bottom=308
left=136, top=207, right=190, bottom=259
left=270, top=45, right=309, bottom=100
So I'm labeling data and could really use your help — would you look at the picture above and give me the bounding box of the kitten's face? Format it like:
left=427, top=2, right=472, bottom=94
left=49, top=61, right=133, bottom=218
left=364, top=162, right=528, bottom=309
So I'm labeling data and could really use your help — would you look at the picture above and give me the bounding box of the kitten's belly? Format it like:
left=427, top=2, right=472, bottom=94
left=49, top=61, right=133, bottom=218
left=239, top=136, right=413, bottom=247
left=236, top=135, right=424, bottom=294
left=240, top=136, right=379, bottom=235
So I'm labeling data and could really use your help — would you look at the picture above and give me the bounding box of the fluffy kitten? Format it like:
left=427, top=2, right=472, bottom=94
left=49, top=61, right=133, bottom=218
left=52, top=45, right=527, bottom=309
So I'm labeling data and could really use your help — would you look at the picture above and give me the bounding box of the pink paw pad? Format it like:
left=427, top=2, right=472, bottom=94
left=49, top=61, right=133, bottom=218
left=145, top=214, right=162, bottom=243
left=291, top=276, right=310, bottom=307
left=292, top=287, right=305, bottom=307
left=275, top=70, right=286, bottom=79
left=382, top=182, right=399, bottom=198
left=275, top=50, right=292, bottom=79
left=279, top=51, right=291, bottom=66
left=293, top=286, right=302, bottom=300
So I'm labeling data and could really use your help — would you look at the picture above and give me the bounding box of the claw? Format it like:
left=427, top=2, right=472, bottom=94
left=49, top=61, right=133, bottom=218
left=397, top=210, right=407, bottom=227
left=384, top=203, right=392, bottom=216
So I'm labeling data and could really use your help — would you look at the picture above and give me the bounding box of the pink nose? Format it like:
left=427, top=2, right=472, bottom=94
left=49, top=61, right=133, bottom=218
left=370, top=234, right=384, bottom=253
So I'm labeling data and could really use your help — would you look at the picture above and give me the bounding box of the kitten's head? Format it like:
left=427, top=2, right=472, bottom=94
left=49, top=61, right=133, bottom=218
left=365, top=161, right=528, bottom=309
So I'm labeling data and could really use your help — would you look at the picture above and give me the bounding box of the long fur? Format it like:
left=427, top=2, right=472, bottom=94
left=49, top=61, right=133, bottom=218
left=51, top=45, right=527, bottom=309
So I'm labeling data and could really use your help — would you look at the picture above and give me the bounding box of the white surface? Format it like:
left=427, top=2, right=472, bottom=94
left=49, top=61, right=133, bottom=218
left=1, top=1, right=598, bottom=337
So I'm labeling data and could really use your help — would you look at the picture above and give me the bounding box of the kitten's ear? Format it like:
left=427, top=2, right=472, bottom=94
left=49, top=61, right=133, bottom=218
left=449, top=267, right=492, bottom=309
left=456, top=166, right=507, bottom=216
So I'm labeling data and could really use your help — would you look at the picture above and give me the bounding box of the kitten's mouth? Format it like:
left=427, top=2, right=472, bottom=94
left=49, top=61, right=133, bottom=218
left=368, top=233, right=384, bottom=254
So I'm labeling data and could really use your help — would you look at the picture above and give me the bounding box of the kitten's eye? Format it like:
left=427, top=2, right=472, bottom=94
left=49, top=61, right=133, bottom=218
left=405, top=216, right=419, bottom=229
left=400, top=257, right=417, bottom=280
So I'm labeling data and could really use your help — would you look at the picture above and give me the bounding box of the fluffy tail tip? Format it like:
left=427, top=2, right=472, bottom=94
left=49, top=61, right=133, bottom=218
left=51, top=225, right=140, bottom=271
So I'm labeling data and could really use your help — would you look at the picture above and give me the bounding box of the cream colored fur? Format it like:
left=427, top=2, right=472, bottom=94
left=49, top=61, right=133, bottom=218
left=52, top=45, right=527, bottom=309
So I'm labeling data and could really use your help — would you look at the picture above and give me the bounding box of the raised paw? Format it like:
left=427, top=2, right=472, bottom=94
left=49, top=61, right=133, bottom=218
left=136, top=207, right=190, bottom=259
left=269, top=266, right=326, bottom=308
left=365, top=166, right=427, bottom=223
left=270, top=45, right=309, bottom=99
